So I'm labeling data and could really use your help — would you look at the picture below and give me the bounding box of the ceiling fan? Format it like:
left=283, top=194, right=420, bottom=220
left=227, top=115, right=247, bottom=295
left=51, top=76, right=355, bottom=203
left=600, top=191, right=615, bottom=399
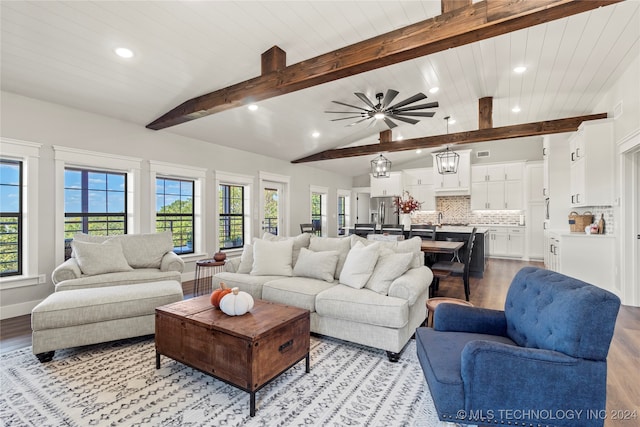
left=325, top=90, right=439, bottom=129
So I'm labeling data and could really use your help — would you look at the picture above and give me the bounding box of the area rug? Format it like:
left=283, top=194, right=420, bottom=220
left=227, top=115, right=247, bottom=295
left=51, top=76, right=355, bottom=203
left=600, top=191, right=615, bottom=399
left=0, top=335, right=453, bottom=426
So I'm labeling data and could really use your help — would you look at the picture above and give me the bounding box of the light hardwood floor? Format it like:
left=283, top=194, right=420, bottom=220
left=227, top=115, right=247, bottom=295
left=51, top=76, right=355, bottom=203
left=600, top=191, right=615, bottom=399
left=1, top=259, right=638, bottom=426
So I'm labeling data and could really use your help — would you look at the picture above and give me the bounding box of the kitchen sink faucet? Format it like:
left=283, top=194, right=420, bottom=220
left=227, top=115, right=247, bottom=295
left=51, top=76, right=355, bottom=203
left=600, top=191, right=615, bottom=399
left=438, top=212, right=444, bottom=225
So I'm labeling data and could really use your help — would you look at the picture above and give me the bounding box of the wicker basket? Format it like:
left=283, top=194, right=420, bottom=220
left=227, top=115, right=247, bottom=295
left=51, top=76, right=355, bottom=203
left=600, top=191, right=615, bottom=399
left=568, top=211, right=593, bottom=233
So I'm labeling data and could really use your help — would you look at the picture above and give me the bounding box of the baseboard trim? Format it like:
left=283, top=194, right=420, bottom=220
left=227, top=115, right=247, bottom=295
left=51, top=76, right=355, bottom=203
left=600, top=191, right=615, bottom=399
left=1, top=299, right=43, bottom=320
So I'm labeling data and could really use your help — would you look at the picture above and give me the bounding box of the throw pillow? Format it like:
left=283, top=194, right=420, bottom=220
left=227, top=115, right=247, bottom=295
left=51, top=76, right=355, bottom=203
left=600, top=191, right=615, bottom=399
left=396, top=236, right=423, bottom=268
left=262, top=232, right=311, bottom=266
left=236, top=243, right=254, bottom=274
left=110, top=231, right=174, bottom=269
left=293, top=247, right=339, bottom=283
left=339, top=241, right=380, bottom=289
left=251, top=238, right=294, bottom=276
left=309, top=235, right=351, bottom=279
left=365, top=248, right=414, bottom=295
left=71, top=240, right=133, bottom=276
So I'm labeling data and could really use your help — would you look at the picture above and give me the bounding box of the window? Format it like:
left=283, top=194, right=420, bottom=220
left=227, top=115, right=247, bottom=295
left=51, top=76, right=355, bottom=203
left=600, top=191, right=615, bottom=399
left=311, top=193, right=322, bottom=236
left=64, top=168, right=127, bottom=258
left=263, top=187, right=279, bottom=235
left=156, top=177, right=194, bottom=254
left=0, top=160, right=22, bottom=277
left=219, top=184, right=244, bottom=249
left=337, top=189, right=351, bottom=236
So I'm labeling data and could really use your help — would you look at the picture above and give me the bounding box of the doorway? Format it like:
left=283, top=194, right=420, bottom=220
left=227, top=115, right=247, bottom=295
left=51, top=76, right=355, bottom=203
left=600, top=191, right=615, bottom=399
left=262, top=182, right=283, bottom=236
left=620, top=131, right=640, bottom=307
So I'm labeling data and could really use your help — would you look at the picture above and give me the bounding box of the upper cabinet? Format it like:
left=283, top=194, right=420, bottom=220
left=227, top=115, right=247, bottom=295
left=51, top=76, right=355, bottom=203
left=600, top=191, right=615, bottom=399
left=370, top=171, right=403, bottom=197
left=568, top=119, right=614, bottom=207
left=432, top=149, right=471, bottom=195
left=471, top=162, right=524, bottom=210
left=403, top=168, right=435, bottom=211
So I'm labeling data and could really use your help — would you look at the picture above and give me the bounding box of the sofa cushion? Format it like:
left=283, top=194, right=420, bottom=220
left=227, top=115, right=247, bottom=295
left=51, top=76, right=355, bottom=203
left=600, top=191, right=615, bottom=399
left=262, top=232, right=311, bottom=266
left=251, top=238, right=294, bottom=276
left=315, top=284, right=409, bottom=329
left=339, top=242, right=379, bottom=289
left=309, top=235, right=351, bottom=279
left=212, top=272, right=281, bottom=300
left=54, top=269, right=181, bottom=291
left=32, top=280, right=184, bottom=331
left=365, top=248, right=413, bottom=295
left=262, top=277, right=336, bottom=312
left=71, top=240, right=133, bottom=276
left=112, top=232, right=174, bottom=269
left=293, top=247, right=338, bottom=283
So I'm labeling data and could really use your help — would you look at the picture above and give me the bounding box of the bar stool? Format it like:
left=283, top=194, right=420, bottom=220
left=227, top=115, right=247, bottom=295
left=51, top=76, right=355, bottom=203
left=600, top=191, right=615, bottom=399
left=194, top=259, right=225, bottom=296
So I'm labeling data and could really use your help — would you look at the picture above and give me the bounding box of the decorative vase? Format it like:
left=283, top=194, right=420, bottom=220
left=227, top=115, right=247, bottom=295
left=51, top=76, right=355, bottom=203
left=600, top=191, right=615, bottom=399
left=213, top=251, right=227, bottom=262
left=401, top=213, right=412, bottom=231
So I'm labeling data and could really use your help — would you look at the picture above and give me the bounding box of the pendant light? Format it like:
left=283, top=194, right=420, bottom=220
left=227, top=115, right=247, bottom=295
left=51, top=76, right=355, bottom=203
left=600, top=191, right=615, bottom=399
left=370, top=154, right=391, bottom=178
left=435, top=116, right=459, bottom=175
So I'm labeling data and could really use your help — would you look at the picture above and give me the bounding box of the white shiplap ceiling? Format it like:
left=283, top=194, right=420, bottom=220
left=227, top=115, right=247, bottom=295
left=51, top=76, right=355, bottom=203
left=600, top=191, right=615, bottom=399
left=2, top=1, right=639, bottom=176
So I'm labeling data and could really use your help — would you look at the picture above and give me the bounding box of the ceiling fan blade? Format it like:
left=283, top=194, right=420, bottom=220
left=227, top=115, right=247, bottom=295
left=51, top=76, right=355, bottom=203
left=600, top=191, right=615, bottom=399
left=354, top=93, right=376, bottom=109
left=396, top=111, right=436, bottom=117
left=331, top=115, right=366, bottom=121
left=393, top=101, right=439, bottom=112
left=383, top=117, right=398, bottom=129
left=387, top=92, right=427, bottom=110
left=347, top=117, right=372, bottom=127
left=381, top=90, right=399, bottom=108
left=388, top=114, right=420, bottom=125
left=332, top=100, right=370, bottom=112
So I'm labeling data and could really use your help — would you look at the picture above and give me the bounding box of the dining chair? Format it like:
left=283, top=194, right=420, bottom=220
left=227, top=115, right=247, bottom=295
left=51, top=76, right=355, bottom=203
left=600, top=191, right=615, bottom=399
left=299, top=223, right=315, bottom=233
left=353, top=223, right=376, bottom=237
left=409, top=224, right=437, bottom=240
left=430, top=227, right=476, bottom=301
left=380, top=224, right=404, bottom=235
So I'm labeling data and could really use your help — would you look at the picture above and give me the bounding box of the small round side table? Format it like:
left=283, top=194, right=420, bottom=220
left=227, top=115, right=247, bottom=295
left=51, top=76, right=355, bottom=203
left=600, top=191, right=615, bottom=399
left=426, top=297, right=473, bottom=328
left=194, top=259, right=225, bottom=296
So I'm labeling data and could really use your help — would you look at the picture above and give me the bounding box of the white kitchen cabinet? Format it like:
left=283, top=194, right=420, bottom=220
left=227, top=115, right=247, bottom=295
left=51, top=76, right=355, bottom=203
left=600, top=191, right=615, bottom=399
left=527, top=201, right=545, bottom=260
left=488, top=226, right=524, bottom=258
left=432, top=149, right=471, bottom=195
left=403, top=168, right=435, bottom=210
left=471, top=162, right=524, bottom=210
left=370, top=171, right=403, bottom=197
left=568, top=119, right=614, bottom=207
left=527, top=162, right=544, bottom=202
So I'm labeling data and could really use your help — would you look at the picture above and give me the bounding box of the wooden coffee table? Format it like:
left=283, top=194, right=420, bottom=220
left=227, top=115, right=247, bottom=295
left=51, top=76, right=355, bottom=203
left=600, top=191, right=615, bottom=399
left=155, top=296, right=310, bottom=416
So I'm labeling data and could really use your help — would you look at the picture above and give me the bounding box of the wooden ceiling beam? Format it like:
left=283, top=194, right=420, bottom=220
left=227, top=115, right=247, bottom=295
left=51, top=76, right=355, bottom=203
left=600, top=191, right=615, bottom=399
left=478, top=97, right=493, bottom=129
left=291, top=113, right=607, bottom=163
left=146, top=0, right=620, bottom=130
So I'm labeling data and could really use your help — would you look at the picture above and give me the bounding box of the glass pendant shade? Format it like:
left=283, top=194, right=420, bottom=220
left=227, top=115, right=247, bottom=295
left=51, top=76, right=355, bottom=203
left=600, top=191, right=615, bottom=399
left=435, top=147, right=459, bottom=175
left=370, top=154, right=391, bottom=178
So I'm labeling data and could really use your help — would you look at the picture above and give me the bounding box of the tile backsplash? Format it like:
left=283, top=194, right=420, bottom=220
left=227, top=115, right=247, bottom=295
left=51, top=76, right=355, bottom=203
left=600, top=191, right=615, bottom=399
left=568, top=206, right=614, bottom=234
left=412, top=196, right=523, bottom=225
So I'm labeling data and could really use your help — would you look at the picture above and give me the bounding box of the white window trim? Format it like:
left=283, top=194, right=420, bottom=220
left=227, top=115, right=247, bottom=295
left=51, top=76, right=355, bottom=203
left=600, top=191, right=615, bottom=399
left=149, top=160, right=207, bottom=259
left=259, top=171, right=291, bottom=236
left=337, top=189, right=352, bottom=232
left=53, top=146, right=142, bottom=264
left=215, top=171, right=254, bottom=251
left=310, top=185, right=329, bottom=237
left=0, top=138, right=42, bottom=288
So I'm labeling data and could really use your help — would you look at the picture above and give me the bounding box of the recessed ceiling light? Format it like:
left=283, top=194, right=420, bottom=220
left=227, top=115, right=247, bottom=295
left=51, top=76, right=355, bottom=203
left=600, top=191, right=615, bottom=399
left=397, top=135, right=404, bottom=141
left=247, top=104, right=258, bottom=111
left=114, top=47, right=134, bottom=58
left=311, top=131, right=320, bottom=138
left=415, top=149, right=422, bottom=154
left=448, top=118, right=456, bottom=124
left=513, top=66, right=527, bottom=74
left=429, top=87, right=439, bottom=94
left=512, top=106, right=521, bottom=113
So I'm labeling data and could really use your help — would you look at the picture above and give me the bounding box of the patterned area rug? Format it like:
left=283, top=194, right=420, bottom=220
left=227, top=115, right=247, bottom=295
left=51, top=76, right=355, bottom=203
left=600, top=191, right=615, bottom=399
left=1, top=335, right=452, bottom=426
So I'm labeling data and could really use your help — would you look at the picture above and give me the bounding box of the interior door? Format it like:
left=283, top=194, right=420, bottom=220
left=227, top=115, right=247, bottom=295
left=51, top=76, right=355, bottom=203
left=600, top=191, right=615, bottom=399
left=262, top=182, right=283, bottom=235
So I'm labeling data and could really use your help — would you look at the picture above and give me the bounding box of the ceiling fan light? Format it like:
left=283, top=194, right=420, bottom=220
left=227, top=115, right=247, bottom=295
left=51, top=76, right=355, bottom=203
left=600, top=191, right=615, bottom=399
left=371, top=154, right=391, bottom=178
left=435, top=147, right=460, bottom=175
left=374, top=112, right=386, bottom=120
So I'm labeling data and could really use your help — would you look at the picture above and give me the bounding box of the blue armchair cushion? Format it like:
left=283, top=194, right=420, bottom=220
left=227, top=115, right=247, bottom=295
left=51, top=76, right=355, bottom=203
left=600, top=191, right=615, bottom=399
left=505, top=267, right=620, bottom=360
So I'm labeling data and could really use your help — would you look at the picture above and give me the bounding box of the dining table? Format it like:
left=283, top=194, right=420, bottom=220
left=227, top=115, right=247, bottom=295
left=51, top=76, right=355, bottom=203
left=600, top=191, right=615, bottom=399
left=420, top=240, right=465, bottom=298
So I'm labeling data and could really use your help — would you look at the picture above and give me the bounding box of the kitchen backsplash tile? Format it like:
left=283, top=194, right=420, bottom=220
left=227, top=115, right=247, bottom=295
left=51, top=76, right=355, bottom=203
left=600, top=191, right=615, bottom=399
left=568, top=206, right=614, bottom=234
left=412, top=196, right=523, bottom=225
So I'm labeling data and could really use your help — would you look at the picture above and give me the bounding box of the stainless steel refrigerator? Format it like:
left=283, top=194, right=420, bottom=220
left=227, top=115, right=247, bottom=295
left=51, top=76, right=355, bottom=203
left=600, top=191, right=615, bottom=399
left=369, top=197, right=398, bottom=226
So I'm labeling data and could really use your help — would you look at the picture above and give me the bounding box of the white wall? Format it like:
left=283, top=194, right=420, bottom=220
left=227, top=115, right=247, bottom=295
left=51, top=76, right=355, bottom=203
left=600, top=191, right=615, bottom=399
left=0, top=91, right=352, bottom=317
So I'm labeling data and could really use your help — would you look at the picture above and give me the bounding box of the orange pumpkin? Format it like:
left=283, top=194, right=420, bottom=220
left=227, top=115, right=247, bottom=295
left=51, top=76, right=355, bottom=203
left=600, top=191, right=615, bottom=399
left=210, top=282, right=232, bottom=308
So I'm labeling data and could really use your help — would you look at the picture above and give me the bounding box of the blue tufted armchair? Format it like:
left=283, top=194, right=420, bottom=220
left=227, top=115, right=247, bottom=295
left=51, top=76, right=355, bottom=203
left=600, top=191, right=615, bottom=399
left=416, top=267, right=621, bottom=427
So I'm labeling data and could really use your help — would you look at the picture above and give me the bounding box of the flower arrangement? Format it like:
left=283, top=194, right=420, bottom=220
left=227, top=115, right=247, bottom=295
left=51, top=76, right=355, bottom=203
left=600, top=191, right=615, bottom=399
left=394, top=191, right=422, bottom=214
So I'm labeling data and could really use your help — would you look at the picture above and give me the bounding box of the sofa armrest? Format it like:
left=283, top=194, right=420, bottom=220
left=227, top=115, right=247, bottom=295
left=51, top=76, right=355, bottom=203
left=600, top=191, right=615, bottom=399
left=435, top=304, right=507, bottom=336
left=388, top=266, right=432, bottom=305
left=460, top=340, right=601, bottom=418
left=160, top=252, right=185, bottom=273
left=51, top=258, right=82, bottom=284
left=223, top=257, right=240, bottom=273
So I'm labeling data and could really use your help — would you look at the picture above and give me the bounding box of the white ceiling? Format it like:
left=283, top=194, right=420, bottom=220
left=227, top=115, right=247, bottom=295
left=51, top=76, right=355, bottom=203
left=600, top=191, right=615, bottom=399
left=2, top=1, right=639, bottom=177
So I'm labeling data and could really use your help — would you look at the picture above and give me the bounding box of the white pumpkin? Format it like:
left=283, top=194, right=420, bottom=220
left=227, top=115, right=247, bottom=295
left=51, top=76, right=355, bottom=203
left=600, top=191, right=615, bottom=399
left=219, top=287, right=254, bottom=316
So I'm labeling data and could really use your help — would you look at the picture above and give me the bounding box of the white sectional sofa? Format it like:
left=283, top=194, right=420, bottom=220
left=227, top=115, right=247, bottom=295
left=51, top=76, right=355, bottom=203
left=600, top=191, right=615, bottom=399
left=213, top=232, right=433, bottom=361
left=34, top=232, right=185, bottom=361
